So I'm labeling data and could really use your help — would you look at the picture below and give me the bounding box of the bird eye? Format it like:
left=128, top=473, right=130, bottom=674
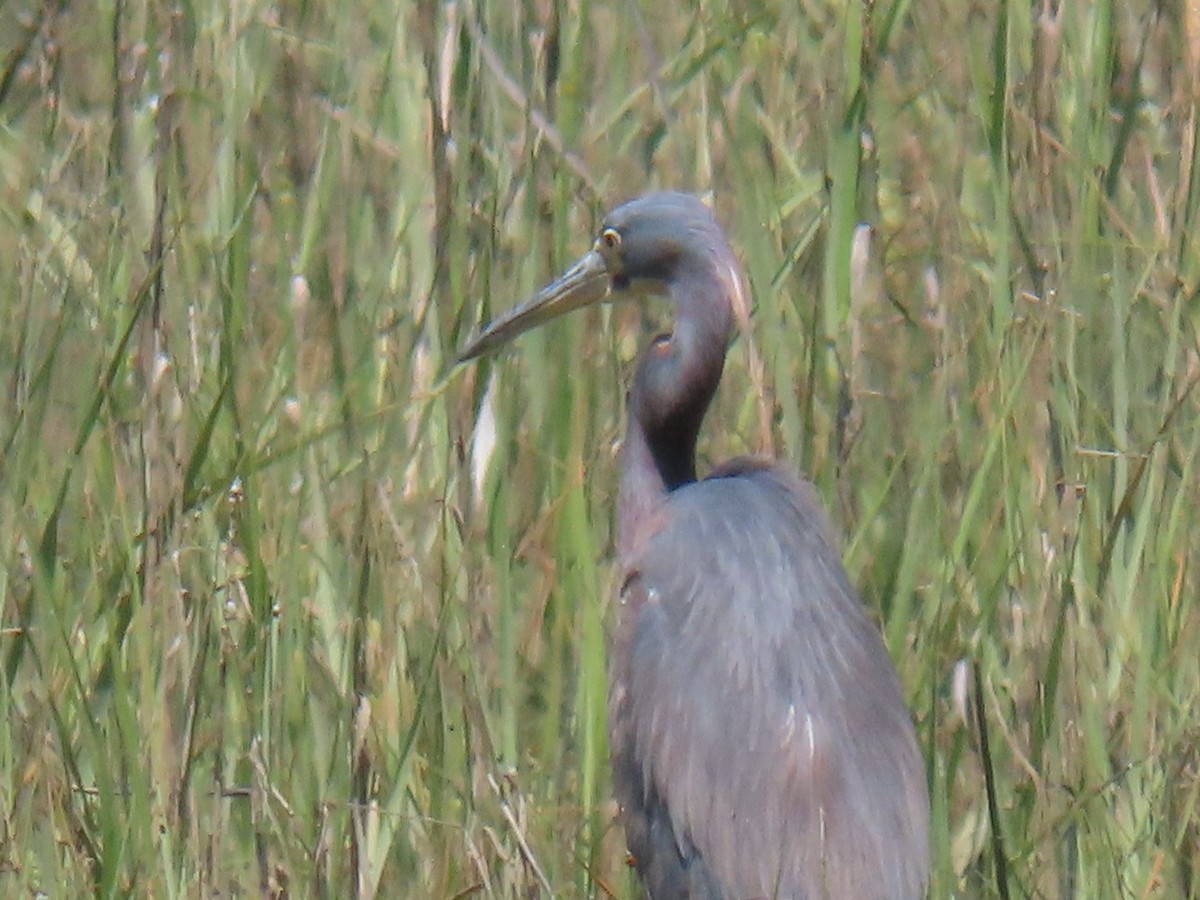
left=601, top=227, right=621, bottom=250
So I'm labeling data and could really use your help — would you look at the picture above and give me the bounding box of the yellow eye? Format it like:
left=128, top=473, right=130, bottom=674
left=601, top=227, right=621, bottom=250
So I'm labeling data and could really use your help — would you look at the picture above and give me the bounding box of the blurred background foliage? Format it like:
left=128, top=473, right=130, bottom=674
left=1, top=0, right=1198, bottom=896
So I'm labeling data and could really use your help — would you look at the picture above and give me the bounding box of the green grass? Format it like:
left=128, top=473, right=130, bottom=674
left=2, top=0, right=1198, bottom=896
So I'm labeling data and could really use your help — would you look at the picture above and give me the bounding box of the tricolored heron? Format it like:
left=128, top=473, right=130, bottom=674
left=460, top=192, right=930, bottom=899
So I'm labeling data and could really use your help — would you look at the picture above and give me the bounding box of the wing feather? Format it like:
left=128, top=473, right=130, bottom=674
left=609, top=466, right=929, bottom=899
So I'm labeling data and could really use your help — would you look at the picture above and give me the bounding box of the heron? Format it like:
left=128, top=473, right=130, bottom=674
left=459, top=192, right=930, bottom=899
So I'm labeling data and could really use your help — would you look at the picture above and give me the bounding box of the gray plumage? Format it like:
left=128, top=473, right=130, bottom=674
left=610, top=464, right=929, bottom=899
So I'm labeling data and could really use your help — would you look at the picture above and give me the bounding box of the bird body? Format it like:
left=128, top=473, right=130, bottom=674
left=460, top=192, right=930, bottom=899
left=611, top=464, right=928, bottom=899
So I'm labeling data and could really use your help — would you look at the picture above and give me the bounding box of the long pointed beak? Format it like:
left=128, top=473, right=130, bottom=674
left=458, top=249, right=610, bottom=363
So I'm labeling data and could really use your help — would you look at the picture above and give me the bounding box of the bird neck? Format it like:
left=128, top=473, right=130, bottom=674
left=617, top=266, right=733, bottom=561
left=637, top=322, right=726, bottom=487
